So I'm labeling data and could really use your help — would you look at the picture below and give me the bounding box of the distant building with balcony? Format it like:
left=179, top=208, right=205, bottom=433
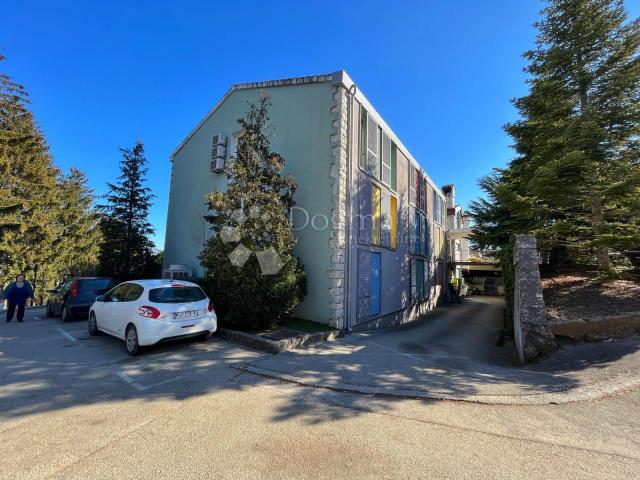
left=443, top=184, right=503, bottom=295
left=443, top=185, right=471, bottom=281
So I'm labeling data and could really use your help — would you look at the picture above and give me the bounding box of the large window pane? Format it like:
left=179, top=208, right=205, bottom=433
left=359, top=107, right=367, bottom=169
left=358, top=174, right=372, bottom=245
left=390, top=143, right=397, bottom=191
left=409, top=167, right=416, bottom=205
left=381, top=132, right=391, bottom=186
left=367, top=114, right=379, bottom=178
left=414, top=211, right=421, bottom=255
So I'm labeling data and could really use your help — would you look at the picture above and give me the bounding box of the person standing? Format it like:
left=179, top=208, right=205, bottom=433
left=2, top=274, right=34, bottom=323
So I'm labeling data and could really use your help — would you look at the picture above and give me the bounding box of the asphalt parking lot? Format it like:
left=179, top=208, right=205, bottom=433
left=2, top=307, right=640, bottom=480
left=0, top=307, right=266, bottom=419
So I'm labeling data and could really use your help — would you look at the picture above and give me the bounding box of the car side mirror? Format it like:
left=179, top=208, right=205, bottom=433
left=111, top=297, right=119, bottom=303
left=96, top=295, right=105, bottom=302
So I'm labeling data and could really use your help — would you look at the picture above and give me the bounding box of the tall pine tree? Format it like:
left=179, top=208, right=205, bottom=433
left=472, top=0, right=640, bottom=271
left=56, top=168, right=102, bottom=275
left=98, top=140, right=156, bottom=280
left=0, top=54, right=64, bottom=298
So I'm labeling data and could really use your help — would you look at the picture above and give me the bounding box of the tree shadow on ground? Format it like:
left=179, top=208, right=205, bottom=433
left=1, top=300, right=639, bottom=426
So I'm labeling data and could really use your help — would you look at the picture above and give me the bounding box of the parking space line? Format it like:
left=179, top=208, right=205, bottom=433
left=115, top=369, right=187, bottom=392
left=116, top=371, right=145, bottom=391
left=56, top=328, right=78, bottom=342
left=139, top=375, right=186, bottom=391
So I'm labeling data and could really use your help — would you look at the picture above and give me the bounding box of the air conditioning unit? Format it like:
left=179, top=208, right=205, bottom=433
left=211, top=158, right=225, bottom=173
left=212, top=144, right=226, bottom=159
left=212, top=134, right=227, bottom=147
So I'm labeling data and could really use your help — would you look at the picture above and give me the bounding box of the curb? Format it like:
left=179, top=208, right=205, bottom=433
left=217, top=328, right=343, bottom=354
left=550, top=314, right=640, bottom=340
left=234, top=363, right=640, bottom=406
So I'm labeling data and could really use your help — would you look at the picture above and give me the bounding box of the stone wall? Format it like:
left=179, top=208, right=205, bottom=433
left=513, top=234, right=558, bottom=363
left=327, top=85, right=349, bottom=329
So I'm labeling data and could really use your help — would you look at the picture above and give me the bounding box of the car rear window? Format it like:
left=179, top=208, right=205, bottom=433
left=78, top=279, right=114, bottom=291
left=148, top=286, right=207, bottom=304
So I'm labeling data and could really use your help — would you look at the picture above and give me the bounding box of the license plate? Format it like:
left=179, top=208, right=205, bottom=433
left=173, top=310, right=198, bottom=320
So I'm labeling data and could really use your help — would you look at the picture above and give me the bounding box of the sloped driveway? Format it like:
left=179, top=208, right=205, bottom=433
left=239, top=297, right=640, bottom=405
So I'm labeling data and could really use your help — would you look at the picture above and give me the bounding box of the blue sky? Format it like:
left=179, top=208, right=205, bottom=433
left=3, top=0, right=638, bottom=248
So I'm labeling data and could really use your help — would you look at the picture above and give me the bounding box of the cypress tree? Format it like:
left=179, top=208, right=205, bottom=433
left=199, top=95, right=306, bottom=330
left=98, top=140, right=156, bottom=280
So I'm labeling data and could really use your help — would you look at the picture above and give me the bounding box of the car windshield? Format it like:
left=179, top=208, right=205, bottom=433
left=78, top=279, right=114, bottom=291
left=148, top=286, right=206, bottom=304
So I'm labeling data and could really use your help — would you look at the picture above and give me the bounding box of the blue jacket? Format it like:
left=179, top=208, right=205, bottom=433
left=2, top=281, right=34, bottom=304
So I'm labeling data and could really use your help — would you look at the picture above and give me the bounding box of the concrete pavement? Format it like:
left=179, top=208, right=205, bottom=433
left=1, top=305, right=639, bottom=479
left=239, top=297, right=640, bottom=404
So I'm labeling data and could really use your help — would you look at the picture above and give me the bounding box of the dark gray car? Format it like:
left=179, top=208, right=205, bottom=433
left=46, top=277, right=116, bottom=321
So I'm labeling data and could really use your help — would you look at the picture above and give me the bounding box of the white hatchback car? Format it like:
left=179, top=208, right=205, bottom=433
left=88, top=279, right=217, bottom=355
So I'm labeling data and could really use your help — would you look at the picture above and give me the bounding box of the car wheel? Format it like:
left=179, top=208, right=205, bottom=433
left=125, top=325, right=140, bottom=356
left=46, top=303, right=54, bottom=317
left=88, top=313, right=100, bottom=336
left=62, top=305, right=72, bottom=322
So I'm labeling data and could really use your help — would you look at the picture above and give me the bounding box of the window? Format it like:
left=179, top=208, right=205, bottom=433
left=360, top=174, right=396, bottom=251
left=149, top=286, right=207, bottom=303
left=367, top=113, right=379, bottom=178
left=409, top=167, right=416, bottom=205
left=414, top=211, right=421, bottom=255
left=381, top=132, right=391, bottom=186
left=390, top=143, right=397, bottom=191
left=421, top=177, right=427, bottom=212
left=359, top=108, right=367, bottom=170
left=424, top=218, right=430, bottom=257
left=104, top=283, right=131, bottom=302
left=359, top=109, right=380, bottom=178
left=433, top=189, right=438, bottom=224
left=78, top=279, right=115, bottom=291
left=415, top=168, right=422, bottom=211
left=226, top=131, right=244, bottom=186
left=124, top=283, right=144, bottom=302
left=371, top=184, right=381, bottom=245
left=358, top=174, right=372, bottom=244
left=58, top=278, right=74, bottom=293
